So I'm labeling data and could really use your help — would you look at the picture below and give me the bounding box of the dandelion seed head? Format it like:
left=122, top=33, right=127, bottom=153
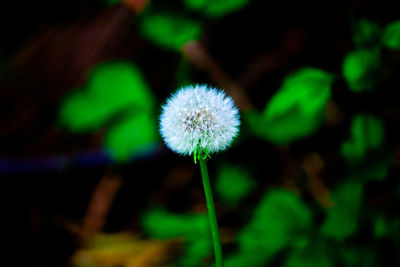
left=160, top=84, right=240, bottom=158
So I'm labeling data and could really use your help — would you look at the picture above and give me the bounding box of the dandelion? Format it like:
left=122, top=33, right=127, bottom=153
left=160, top=84, right=240, bottom=162
left=159, top=84, right=240, bottom=267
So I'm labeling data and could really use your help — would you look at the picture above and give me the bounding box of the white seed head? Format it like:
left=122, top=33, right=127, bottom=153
left=160, top=84, right=240, bottom=157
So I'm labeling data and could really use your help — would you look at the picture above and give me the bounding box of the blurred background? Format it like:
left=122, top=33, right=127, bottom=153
left=1, top=0, right=400, bottom=266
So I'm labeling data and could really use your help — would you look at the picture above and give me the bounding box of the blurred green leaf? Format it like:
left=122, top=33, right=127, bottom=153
left=382, top=20, right=400, bottom=49
left=184, top=0, right=249, bottom=17
left=228, top=189, right=311, bottom=266
left=59, top=61, right=154, bottom=132
left=59, top=90, right=109, bottom=132
left=246, top=68, right=333, bottom=145
left=59, top=61, right=157, bottom=162
left=104, top=113, right=158, bottom=162
left=141, top=208, right=209, bottom=240
left=321, top=181, right=363, bottom=240
left=263, top=68, right=332, bottom=122
left=139, top=13, right=203, bottom=51
left=141, top=208, right=211, bottom=267
left=215, top=164, right=255, bottom=205
left=87, top=62, right=154, bottom=112
left=178, top=239, right=212, bottom=267
left=342, top=48, right=380, bottom=92
left=225, top=255, right=258, bottom=267
left=374, top=216, right=389, bottom=238
left=341, top=114, right=384, bottom=164
left=340, top=245, right=377, bottom=267
left=348, top=156, right=392, bottom=182
left=352, top=19, right=381, bottom=47
left=285, top=242, right=331, bottom=267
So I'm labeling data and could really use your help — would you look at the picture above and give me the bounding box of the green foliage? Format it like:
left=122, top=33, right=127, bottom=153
left=59, top=90, right=108, bottom=132
left=382, top=20, right=400, bottom=49
left=340, top=245, right=377, bottom=267
left=226, top=189, right=312, bottom=266
left=141, top=207, right=209, bottom=240
left=285, top=242, right=331, bottom=267
left=342, top=48, right=380, bottom=92
left=104, top=113, right=158, bottom=161
left=362, top=158, right=391, bottom=181
left=374, top=216, right=389, bottom=238
left=179, top=239, right=212, bottom=267
left=139, top=13, right=203, bottom=51
left=348, top=156, right=392, bottom=183
left=59, top=62, right=154, bottom=132
left=215, top=164, right=254, bottom=205
left=184, top=0, right=249, bottom=17
left=263, top=68, right=333, bottom=123
left=321, top=181, right=363, bottom=240
left=246, top=68, right=333, bottom=145
left=59, top=61, right=157, bottom=162
left=374, top=217, right=400, bottom=242
left=341, top=114, right=384, bottom=164
left=141, top=208, right=211, bottom=267
left=352, top=19, right=381, bottom=47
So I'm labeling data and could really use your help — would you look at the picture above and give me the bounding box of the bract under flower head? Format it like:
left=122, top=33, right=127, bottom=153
left=160, top=84, right=240, bottom=161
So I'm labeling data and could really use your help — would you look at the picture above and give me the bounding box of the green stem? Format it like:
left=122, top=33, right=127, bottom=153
left=199, top=158, right=223, bottom=267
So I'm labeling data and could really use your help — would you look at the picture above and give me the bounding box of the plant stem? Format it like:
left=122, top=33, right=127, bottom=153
left=199, top=158, right=223, bottom=267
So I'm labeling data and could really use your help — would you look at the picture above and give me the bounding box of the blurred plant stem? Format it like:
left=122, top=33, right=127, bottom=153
left=199, top=158, right=223, bottom=267
left=83, top=175, right=122, bottom=235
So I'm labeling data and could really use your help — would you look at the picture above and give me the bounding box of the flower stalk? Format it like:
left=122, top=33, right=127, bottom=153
left=199, top=158, right=223, bottom=267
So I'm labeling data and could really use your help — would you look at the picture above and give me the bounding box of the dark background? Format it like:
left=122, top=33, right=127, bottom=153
left=1, top=0, right=400, bottom=266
